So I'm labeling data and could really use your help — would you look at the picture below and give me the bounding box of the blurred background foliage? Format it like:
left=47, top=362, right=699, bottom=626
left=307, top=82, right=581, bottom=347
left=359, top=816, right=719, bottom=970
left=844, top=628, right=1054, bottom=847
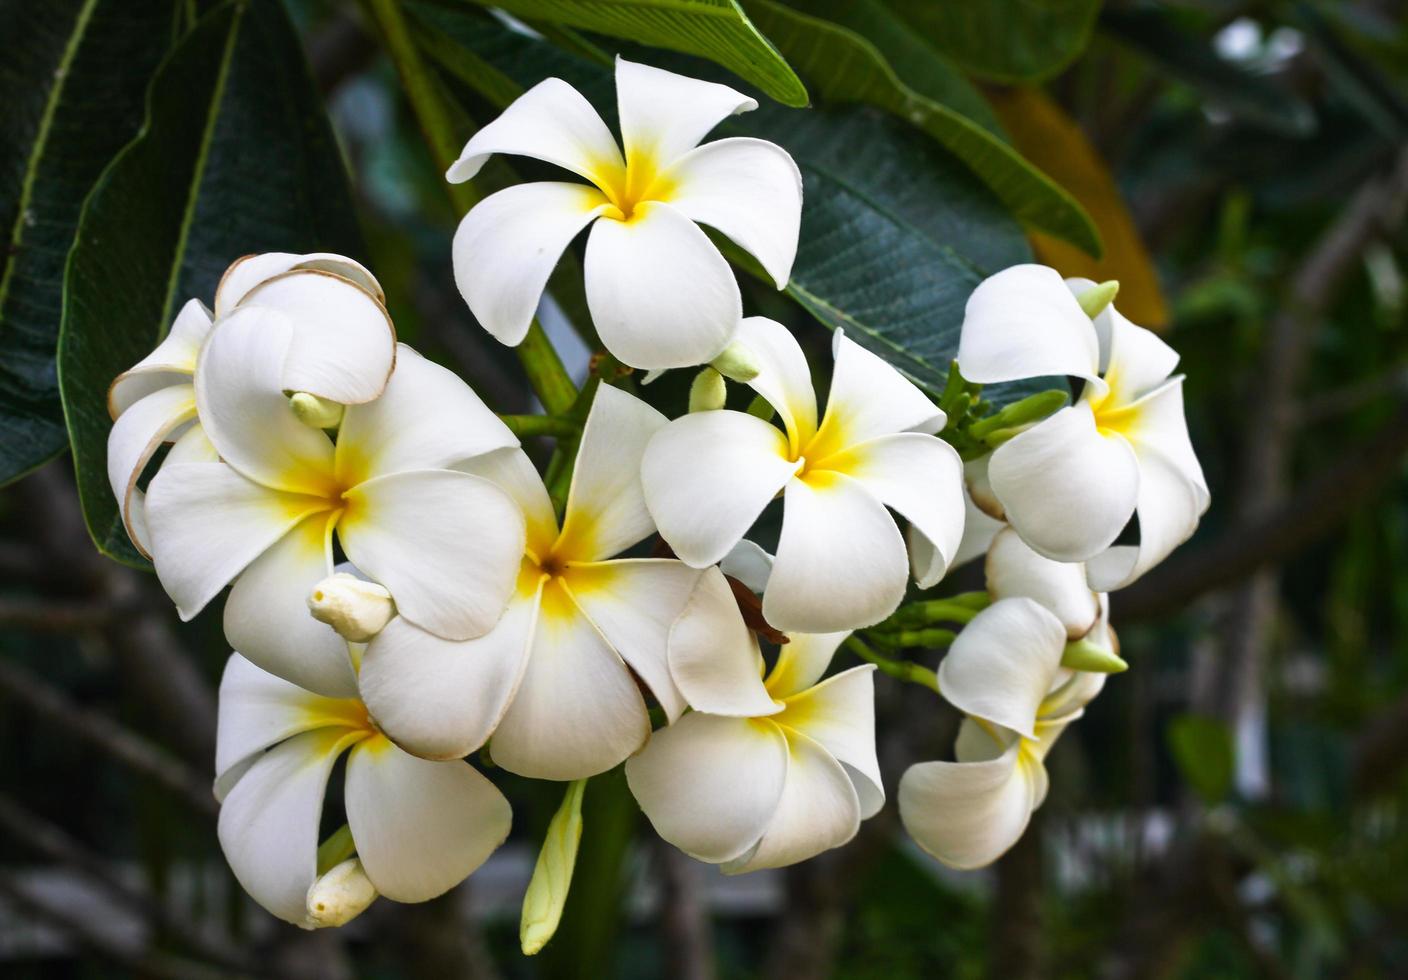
left=2, top=0, right=1407, bottom=977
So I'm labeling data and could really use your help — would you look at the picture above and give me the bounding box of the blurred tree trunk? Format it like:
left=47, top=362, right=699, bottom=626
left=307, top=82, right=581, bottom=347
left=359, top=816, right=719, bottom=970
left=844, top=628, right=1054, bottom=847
left=989, top=809, right=1045, bottom=980
left=654, top=840, right=716, bottom=980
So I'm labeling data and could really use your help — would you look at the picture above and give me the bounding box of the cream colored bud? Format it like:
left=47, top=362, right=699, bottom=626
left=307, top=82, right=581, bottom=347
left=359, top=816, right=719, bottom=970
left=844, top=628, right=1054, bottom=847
left=709, top=341, right=761, bottom=382
left=289, top=391, right=345, bottom=429
left=688, top=367, right=727, bottom=413
left=308, top=573, right=395, bottom=642
left=305, top=858, right=377, bottom=928
left=521, top=779, right=586, bottom=955
left=1076, top=280, right=1120, bottom=319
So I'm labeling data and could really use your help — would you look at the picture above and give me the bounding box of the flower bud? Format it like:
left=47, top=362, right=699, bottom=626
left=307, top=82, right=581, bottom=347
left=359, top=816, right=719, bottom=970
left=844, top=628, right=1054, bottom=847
left=521, top=779, right=586, bottom=955
left=308, top=573, right=395, bottom=642
left=1061, top=636, right=1128, bottom=673
left=710, top=341, right=761, bottom=382
left=289, top=391, right=345, bottom=430
left=688, top=367, right=727, bottom=413
left=306, top=858, right=377, bottom=928
left=1076, top=280, right=1120, bottom=319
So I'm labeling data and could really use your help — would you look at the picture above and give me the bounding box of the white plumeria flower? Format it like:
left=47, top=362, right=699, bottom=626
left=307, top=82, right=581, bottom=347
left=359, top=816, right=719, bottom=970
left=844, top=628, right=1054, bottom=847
left=447, top=57, right=802, bottom=370
left=627, top=565, right=879, bottom=872
left=956, top=264, right=1210, bottom=588
left=358, top=385, right=704, bottom=779
left=898, top=597, right=1107, bottom=869
left=144, top=310, right=524, bottom=698
left=641, top=316, right=965, bottom=633
left=215, top=655, right=510, bottom=928
left=986, top=525, right=1101, bottom=641
left=107, top=253, right=395, bottom=556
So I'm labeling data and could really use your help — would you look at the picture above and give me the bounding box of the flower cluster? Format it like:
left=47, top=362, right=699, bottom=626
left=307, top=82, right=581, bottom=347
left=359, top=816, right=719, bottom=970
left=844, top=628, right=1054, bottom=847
left=106, top=59, right=1206, bottom=936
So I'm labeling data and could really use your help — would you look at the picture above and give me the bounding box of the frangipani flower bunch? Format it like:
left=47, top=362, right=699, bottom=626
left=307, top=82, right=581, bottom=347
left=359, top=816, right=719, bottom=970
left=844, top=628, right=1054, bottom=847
left=103, top=58, right=1208, bottom=946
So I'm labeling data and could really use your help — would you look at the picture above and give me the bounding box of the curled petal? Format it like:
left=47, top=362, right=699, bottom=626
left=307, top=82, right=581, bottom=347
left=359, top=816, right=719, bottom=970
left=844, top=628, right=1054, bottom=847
left=667, top=566, right=779, bottom=719
left=765, top=630, right=849, bottom=701
left=775, top=666, right=883, bottom=818
left=106, top=384, right=197, bottom=556
left=988, top=404, right=1140, bottom=563
left=584, top=202, right=740, bottom=370
left=345, top=743, right=511, bottom=902
left=734, top=316, right=818, bottom=452
left=452, top=182, right=610, bottom=347
left=108, top=299, right=211, bottom=418
left=986, top=527, right=1099, bottom=640
left=937, top=598, right=1066, bottom=739
left=719, top=538, right=774, bottom=594
left=215, top=252, right=382, bottom=316
left=813, top=333, right=947, bottom=455
left=457, top=448, right=558, bottom=560
left=615, top=57, right=756, bottom=168
left=1081, top=290, right=1179, bottom=401
left=946, top=489, right=1005, bottom=572
left=958, top=264, right=1101, bottom=388
left=899, top=738, right=1036, bottom=871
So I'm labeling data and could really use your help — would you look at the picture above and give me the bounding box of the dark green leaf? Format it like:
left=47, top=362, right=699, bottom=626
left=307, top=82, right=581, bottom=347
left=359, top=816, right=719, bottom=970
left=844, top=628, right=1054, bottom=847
left=883, top=0, right=1101, bottom=84
left=741, top=0, right=1101, bottom=255
left=0, top=0, right=179, bottom=486
left=464, top=0, right=809, bottom=107
left=58, top=0, right=365, bottom=567
left=1167, top=713, right=1235, bottom=805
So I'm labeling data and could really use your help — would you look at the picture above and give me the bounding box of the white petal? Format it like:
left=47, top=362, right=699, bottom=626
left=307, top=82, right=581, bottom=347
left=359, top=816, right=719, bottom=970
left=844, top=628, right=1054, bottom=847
left=456, top=447, right=558, bottom=559
left=224, top=515, right=357, bottom=698
left=557, top=385, right=668, bottom=561
left=666, top=566, right=779, bottom=719
left=108, top=299, right=211, bottom=418
left=720, top=539, right=774, bottom=593
left=734, top=316, right=817, bottom=451
left=937, top=598, right=1066, bottom=739
left=1087, top=379, right=1209, bottom=590
left=345, top=742, right=511, bottom=902
left=106, top=384, right=197, bottom=557
left=838, top=433, right=965, bottom=588
left=1085, top=295, right=1179, bottom=401
left=1040, top=669, right=1107, bottom=727
left=812, top=332, right=947, bottom=453
left=146, top=463, right=332, bottom=621
left=764, top=471, right=907, bottom=633
left=642, top=410, right=798, bottom=568
left=898, top=740, right=1037, bottom=870
left=215, top=252, right=383, bottom=316
left=765, top=630, right=850, bottom=701
left=615, top=57, right=756, bottom=168
left=488, top=587, right=649, bottom=779
left=986, top=527, right=1099, bottom=640
left=584, top=203, right=740, bottom=370
left=965, top=454, right=1004, bottom=520
left=194, top=307, right=336, bottom=496
left=359, top=595, right=537, bottom=760
left=625, top=712, right=787, bottom=864
left=336, top=344, right=516, bottom=483
left=339, top=470, right=525, bottom=641
left=945, top=487, right=1005, bottom=572
left=666, top=138, right=801, bottom=287
left=214, top=654, right=365, bottom=800
left=217, top=727, right=356, bottom=926
left=446, top=77, right=622, bottom=185
left=452, top=182, right=610, bottom=346
left=565, top=559, right=703, bottom=722
left=165, top=423, right=218, bottom=464
left=775, top=666, right=882, bottom=818
left=957, top=264, right=1101, bottom=387
left=240, top=269, right=397, bottom=405
left=988, top=404, right=1140, bottom=562
left=723, top=729, right=860, bottom=873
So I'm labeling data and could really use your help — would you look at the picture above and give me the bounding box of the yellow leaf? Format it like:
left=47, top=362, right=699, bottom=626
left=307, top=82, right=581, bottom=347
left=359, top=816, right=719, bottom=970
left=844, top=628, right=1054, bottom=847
left=985, top=86, right=1169, bottom=329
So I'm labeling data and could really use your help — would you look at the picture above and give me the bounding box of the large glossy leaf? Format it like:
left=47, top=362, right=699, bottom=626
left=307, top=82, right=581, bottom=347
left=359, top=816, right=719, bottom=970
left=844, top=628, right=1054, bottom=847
left=740, top=0, right=1100, bottom=255
left=0, top=0, right=179, bottom=486
left=884, top=0, right=1100, bottom=84
left=465, top=0, right=809, bottom=107
left=58, top=0, right=364, bottom=567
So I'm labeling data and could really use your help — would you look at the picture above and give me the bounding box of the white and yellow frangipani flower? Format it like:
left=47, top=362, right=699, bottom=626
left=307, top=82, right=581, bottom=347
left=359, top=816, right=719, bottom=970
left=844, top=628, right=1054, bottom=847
left=626, top=565, right=880, bottom=872
left=447, top=57, right=802, bottom=370
left=956, top=264, right=1210, bottom=587
left=641, top=316, right=965, bottom=633
left=214, top=655, right=510, bottom=928
left=144, top=309, right=523, bottom=697
left=358, top=385, right=704, bottom=779
left=898, top=597, right=1108, bottom=870
left=106, top=252, right=395, bottom=556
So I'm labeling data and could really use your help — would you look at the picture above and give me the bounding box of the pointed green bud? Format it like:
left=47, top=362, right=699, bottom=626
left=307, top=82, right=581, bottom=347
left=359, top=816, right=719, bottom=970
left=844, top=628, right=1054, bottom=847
left=289, top=391, right=344, bottom=430
left=969, top=389, right=1070, bottom=440
left=1077, top=280, right=1120, bottom=319
left=308, top=573, right=395, bottom=642
left=521, top=779, right=586, bottom=956
left=306, top=858, right=377, bottom=928
left=710, top=341, right=761, bottom=382
left=688, top=367, right=727, bottom=413
left=1062, top=637, right=1128, bottom=673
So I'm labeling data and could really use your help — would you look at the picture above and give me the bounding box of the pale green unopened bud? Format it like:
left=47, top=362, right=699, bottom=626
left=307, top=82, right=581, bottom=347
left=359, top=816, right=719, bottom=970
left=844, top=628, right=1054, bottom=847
left=308, top=573, right=395, bottom=642
left=710, top=341, right=761, bottom=382
left=688, top=367, right=727, bottom=413
left=1062, top=636, right=1128, bottom=673
left=520, top=779, right=586, bottom=956
left=306, top=858, right=377, bottom=928
left=289, top=391, right=345, bottom=429
left=1077, top=280, right=1120, bottom=319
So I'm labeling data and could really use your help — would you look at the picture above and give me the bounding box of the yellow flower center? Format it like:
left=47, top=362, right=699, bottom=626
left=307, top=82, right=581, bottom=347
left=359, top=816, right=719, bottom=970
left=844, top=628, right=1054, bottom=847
left=595, top=148, right=675, bottom=223
left=1086, top=368, right=1141, bottom=438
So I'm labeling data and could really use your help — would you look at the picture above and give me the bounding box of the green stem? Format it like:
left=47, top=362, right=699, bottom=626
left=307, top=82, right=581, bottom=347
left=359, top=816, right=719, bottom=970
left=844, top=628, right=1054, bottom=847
left=498, top=414, right=581, bottom=439
left=881, top=599, right=982, bottom=630
left=867, top=627, right=957, bottom=651
left=845, top=636, right=941, bottom=694
left=361, top=0, right=576, bottom=415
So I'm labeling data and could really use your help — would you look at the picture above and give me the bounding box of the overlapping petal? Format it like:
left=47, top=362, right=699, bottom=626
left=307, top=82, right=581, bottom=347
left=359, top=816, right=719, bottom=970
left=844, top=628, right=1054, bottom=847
left=615, top=57, right=756, bottom=168
left=775, top=666, right=883, bottom=818
left=666, top=566, right=779, bottom=719
left=734, top=316, right=817, bottom=451
left=957, top=264, right=1102, bottom=388
left=986, top=527, right=1100, bottom=640
left=937, top=598, right=1066, bottom=739
left=813, top=332, right=947, bottom=453
left=765, top=630, right=849, bottom=701
left=108, top=299, right=211, bottom=416
left=215, top=252, right=382, bottom=316
left=106, top=384, right=197, bottom=556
